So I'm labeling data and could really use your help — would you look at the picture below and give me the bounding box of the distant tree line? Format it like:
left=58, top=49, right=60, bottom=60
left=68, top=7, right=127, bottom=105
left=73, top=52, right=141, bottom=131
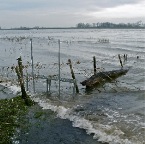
left=76, top=21, right=145, bottom=29
left=0, top=21, right=145, bottom=30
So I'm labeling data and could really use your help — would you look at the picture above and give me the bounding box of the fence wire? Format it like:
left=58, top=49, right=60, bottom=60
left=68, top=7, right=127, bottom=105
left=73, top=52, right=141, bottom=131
left=0, top=36, right=144, bottom=97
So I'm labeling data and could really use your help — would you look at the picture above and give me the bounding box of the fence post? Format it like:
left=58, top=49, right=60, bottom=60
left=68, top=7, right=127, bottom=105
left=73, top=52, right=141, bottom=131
left=93, top=56, right=97, bottom=75
left=125, top=54, right=128, bottom=61
left=73, top=79, right=76, bottom=98
left=46, top=78, right=48, bottom=96
left=58, top=39, right=61, bottom=99
left=30, top=38, right=35, bottom=93
left=26, top=72, right=29, bottom=91
left=15, top=57, right=27, bottom=100
left=68, top=59, right=79, bottom=93
left=48, top=80, right=51, bottom=94
left=118, top=54, right=123, bottom=68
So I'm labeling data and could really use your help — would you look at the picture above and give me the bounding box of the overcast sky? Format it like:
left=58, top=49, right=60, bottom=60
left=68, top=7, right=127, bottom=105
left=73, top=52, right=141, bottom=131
left=0, top=0, right=145, bottom=28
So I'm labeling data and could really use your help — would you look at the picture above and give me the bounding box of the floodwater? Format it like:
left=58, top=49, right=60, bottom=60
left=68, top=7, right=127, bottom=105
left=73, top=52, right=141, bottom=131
left=0, top=29, right=145, bottom=144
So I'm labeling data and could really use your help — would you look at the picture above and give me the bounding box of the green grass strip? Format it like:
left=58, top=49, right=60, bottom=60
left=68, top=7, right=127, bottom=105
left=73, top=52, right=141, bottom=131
left=0, top=96, right=30, bottom=144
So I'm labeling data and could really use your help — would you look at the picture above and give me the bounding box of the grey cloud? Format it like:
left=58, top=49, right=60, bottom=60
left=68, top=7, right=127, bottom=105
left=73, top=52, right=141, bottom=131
left=0, top=0, right=144, bottom=11
left=88, top=0, right=144, bottom=8
left=0, top=0, right=144, bottom=28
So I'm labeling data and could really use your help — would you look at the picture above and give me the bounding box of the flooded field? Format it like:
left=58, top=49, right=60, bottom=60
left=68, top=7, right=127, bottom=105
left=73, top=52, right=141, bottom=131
left=0, top=29, right=145, bottom=144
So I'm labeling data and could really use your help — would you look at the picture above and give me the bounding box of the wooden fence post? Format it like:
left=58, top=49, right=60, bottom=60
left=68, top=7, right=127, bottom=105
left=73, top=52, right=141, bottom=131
left=26, top=72, right=29, bottom=91
left=118, top=54, right=123, bottom=68
left=93, top=56, right=97, bottom=75
left=68, top=59, right=79, bottom=93
left=15, top=57, right=32, bottom=105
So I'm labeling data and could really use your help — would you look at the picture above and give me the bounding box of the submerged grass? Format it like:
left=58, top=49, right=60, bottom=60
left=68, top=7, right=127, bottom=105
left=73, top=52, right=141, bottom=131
left=0, top=96, right=33, bottom=144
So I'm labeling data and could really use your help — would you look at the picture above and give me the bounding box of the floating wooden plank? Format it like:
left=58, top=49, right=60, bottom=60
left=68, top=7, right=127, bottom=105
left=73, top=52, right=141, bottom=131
left=80, top=69, right=129, bottom=88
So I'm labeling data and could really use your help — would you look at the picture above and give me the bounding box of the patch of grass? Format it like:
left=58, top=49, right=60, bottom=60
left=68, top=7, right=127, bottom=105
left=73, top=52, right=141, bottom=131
left=34, top=111, right=44, bottom=119
left=0, top=96, right=33, bottom=144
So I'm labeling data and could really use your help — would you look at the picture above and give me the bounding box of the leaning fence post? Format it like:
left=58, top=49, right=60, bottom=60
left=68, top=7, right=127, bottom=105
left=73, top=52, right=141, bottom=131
left=93, top=56, right=97, bottom=75
left=73, top=79, right=76, bottom=98
left=15, top=57, right=27, bottom=100
left=118, top=54, right=123, bottom=68
left=68, top=59, right=79, bottom=93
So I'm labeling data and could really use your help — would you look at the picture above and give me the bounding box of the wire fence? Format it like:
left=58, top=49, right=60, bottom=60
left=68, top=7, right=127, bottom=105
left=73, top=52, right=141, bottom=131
left=0, top=35, right=144, bottom=98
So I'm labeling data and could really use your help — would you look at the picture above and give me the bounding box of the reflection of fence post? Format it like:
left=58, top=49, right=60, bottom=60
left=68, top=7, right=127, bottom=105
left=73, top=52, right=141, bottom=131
left=93, top=56, right=97, bottom=75
left=68, top=59, right=79, bottom=93
left=30, top=38, right=35, bottom=93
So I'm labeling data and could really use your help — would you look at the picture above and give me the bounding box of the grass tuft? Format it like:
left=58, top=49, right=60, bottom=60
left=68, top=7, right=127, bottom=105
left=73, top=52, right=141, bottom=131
left=0, top=96, right=33, bottom=144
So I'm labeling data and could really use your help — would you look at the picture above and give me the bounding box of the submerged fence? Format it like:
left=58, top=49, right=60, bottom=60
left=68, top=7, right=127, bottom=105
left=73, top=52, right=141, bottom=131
left=0, top=35, right=143, bottom=99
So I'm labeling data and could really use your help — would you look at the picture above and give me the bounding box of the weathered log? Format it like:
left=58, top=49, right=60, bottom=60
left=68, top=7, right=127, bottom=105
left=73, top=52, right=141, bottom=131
left=80, top=69, right=129, bottom=88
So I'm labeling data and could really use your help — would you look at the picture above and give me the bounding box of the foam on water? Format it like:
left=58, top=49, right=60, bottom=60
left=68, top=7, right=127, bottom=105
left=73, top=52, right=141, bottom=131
left=0, top=81, right=21, bottom=95
left=31, top=96, right=142, bottom=144
left=0, top=77, right=144, bottom=143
